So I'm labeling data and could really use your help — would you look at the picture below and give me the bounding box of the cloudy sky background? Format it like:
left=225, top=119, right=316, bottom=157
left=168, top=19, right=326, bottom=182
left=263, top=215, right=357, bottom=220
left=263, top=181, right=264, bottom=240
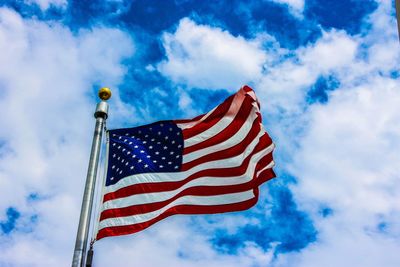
left=0, top=0, right=399, bottom=266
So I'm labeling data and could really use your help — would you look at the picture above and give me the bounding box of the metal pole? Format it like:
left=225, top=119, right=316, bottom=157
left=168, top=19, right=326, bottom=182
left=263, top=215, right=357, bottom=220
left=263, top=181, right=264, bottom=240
left=72, top=88, right=112, bottom=267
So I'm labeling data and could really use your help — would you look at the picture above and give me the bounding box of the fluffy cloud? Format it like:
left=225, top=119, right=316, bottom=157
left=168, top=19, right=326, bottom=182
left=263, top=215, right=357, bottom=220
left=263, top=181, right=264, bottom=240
left=157, top=18, right=267, bottom=90
left=0, top=7, right=133, bottom=266
left=273, top=1, right=400, bottom=266
left=284, top=78, right=400, bottom=267
left=271, top=0, right=305, bottom=16
left=257, top=29, right=357, bottom=116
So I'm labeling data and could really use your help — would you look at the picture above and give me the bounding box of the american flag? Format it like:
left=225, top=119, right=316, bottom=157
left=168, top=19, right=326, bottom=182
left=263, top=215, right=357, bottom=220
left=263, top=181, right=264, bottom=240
left=96, top=85, right=275, bottom=239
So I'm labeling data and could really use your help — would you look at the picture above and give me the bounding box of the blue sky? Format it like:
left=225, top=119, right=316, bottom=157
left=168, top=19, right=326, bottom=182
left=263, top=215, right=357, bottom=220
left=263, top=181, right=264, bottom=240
left=0, top=0, right=399, bottom=266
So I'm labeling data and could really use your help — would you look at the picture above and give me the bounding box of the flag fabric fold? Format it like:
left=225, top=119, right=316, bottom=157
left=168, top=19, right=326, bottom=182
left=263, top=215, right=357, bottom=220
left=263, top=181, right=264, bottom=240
left=96, top=85, right=275, bottom=240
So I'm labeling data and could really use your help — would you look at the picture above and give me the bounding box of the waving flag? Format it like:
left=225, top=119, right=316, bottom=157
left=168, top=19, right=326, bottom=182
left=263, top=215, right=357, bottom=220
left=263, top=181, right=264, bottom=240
left=96, top=85, right=275, bottom=239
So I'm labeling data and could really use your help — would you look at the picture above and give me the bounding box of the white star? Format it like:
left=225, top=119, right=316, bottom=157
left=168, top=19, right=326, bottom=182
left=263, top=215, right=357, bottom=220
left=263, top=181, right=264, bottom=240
left=178, top=145, right=182, bottom=148
left=112, top=165, right=115, bottom=169
left=112, top=143, right=116, bottom=146
left=118, top=145, right=121, bottom=149
left=125, top=133, right=129, bottom=136
left=130, top=166, right=134, bottom=170
left=134, top=145, right=138, bottom=148
left=169, top=128, right=173, bottom=131
left=125, top=162, right=129, bottom=166
left=157, top=142, right=161, bottom=144
left=151, top=138, right=155, bottom=142
left=171, top=141, right=175, bottom=144
left=119, top=136, right=122, bottom=139
left=144, top=164, right=148, bottom=168
left=177, top=132, right=180, bottom=135
left=146, top=155, right=151, bottom=158
left=149, top=146, right=153, bottom=149
left=153, top=160, right=157, bottom=163
left=145, top=134, right=149, bottom=138
left=122, top=148, right=126, bottom=152
left=113, top=154, right=116, bottom=158
left=129, top=142, right=133, bottom=145
left=138, top=159, right=142, bottom=163
left=174, top=166, right=179, bottom=169
left=124, top=139, right=128, bottom=142
left=163, top=146, right=168, bottom=150
left=168, top=162, right=172, bottom=165
left=176, top=155, right=180, bottom=158
left=140, top=150, right=144, bottom=153
left=121, top=159, right=125, bottom=163
left=112, top=134, right=116, bottom=137
left=159, top=165, right=163, bottom=168
left=119, top=170, right=122, bottom=174
left=149, top=127, right=152, bottom=131
left=170, top=151, right=174, bottom=155
left=117, top=156, right=120, bottom=160
left=127, top=151, right=131, bottom=155
left=111, top=177, right=114, bottom=180
left=155, top=151, right=159, bottom=155
left=162, top=157, right=166, bottom=160
left=160, top=123, right=164, bottom=127
left=132, top=155, right=136, bottom=158
left=116, top=168, right=119, bottom=171
left=131, top=135, right=135, bottom=138
left=164, top=136, right=169, bottom=140
left=138, top=130, right=142, bottom=134
left=157, top=131, right=161, bottom=135
left=143, top=141, right=147, bottom=144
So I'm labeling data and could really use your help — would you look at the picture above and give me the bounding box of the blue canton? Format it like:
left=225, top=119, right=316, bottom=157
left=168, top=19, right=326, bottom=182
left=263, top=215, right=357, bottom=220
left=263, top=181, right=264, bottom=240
left=106, top=121, right=183, bottom=186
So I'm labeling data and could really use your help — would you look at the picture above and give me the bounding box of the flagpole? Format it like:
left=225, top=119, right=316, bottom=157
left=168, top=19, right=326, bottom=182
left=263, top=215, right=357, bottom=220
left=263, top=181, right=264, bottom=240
left=72, top=88, right=111, bottom=267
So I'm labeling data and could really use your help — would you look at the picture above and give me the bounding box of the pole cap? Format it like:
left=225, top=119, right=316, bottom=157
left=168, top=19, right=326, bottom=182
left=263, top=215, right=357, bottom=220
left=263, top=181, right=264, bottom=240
left=98, top=87, right=112, bottom=101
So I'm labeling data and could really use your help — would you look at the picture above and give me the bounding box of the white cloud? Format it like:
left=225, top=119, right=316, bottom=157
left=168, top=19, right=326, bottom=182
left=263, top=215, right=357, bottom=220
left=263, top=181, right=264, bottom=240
left=271, top=1, right=400, bottom=266
left=0, top=7, right=134, bottom=266
left=94, top=217, right=276, bottom=267
left=271, top=0, right=305, bottom=16
left=256, top=29, right=358, bottom=118
left=280, top=77, right=400, bottom=267
left=158, top=18, right=267, bottom=91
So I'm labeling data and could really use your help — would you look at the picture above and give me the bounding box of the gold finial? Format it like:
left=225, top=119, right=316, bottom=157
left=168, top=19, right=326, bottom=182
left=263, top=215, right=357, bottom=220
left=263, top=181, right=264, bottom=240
left=98, top=87, right=111, bottom=101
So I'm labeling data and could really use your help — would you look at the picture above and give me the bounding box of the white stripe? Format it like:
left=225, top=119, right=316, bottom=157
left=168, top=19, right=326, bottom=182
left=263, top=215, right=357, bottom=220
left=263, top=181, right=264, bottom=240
left=101, top=145, right=274, bottom=210
left=183, top=110, right=261, bottom=163
left=98, top=190, right=255, bottom=230
left=256, top=161, right=275, bottom=177
left=176, top=106, right=217, bottom=130
left=175, top=85, right=258, bottom=130
left=245, top=89, right=257, bottom=101
left=104, top=132, right=274, bottom=195
left=182, top=90, right=248, bottom=146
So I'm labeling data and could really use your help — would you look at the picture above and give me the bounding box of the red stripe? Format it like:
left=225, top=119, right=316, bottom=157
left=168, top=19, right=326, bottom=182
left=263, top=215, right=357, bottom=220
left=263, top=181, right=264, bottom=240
left=97, top=193, right=259, bottom=240
left=103, top=134, right=272, bottom=202
left=242, top=85, right=253, bottom=93
left=242, top=85, right=261, bottom=109
left=256, top=168, right=276, bottom=186
left=183, top=96, right=255, bottom=155
left=182, top=94, right=235, bottom=139
left=181, top=115, right=262, bottom=171
left=174, top=113, right=205, bottom=124
left=99, top=155, right=274, bottom=221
